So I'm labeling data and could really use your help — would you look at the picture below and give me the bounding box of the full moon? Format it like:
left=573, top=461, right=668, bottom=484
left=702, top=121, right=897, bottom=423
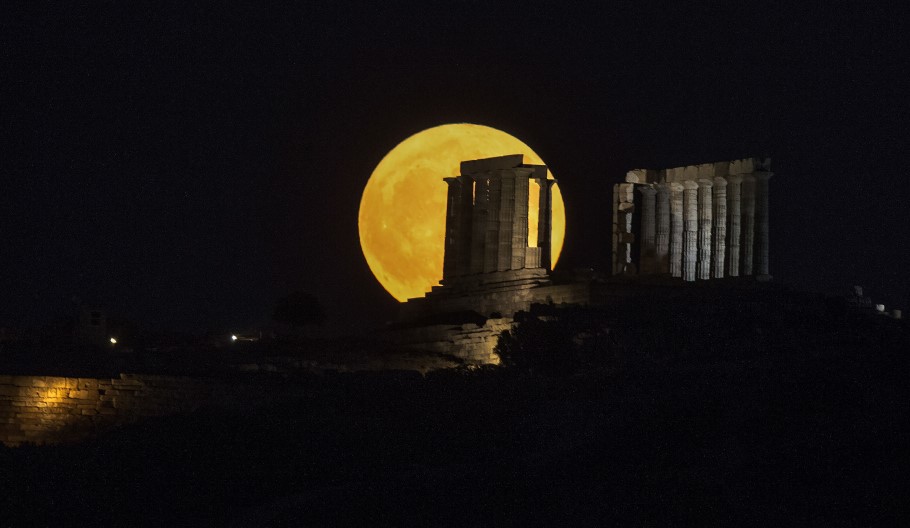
left=359, top=123, right=566, bottom=302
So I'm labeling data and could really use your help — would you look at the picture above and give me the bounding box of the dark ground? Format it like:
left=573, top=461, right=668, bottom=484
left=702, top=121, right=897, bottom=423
left=1, top=286, right=908, bottom=526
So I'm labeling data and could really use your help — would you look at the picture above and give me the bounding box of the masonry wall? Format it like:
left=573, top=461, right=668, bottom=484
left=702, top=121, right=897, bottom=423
left=0, top=374, right=226, bottom=446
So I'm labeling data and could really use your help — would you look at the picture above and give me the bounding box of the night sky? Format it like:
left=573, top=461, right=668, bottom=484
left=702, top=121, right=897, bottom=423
left=4, top=2, right=909, bottom=332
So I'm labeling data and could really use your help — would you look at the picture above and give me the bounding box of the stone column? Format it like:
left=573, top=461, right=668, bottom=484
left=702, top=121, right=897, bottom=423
left=483, top=175, right=503, bottom=273
left=725, top=174, right=743, bottom=277
left=711, top=177, right=727, bottom=279
left=510, top=171, right=530, bottom=271
left=613, top=183, right=636, bottom=275
left=469, top=176, right=490, bottom=275
left=496, top=171, right=516, bottom=271
left=537, top=178, right=555, bottom=271
left=754, top=171, right=773, bottom=278
left=442, top=177, right=463, bottom=280
left=655, top=184, right=671, bottom=274
left=669, top=183, right=684, bottom=278
left=455, top=176, right=474, bottom=276
left=697, top=179, right=713, bottom=280
left=682, top=180, right=699, bottom=282
left=741, top=173, right=756, bottom=276
left=638, top=185, right=657, bottom=274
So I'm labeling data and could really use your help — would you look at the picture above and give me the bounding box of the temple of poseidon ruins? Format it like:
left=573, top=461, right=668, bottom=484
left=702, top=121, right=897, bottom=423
left=390, top=154, right=774, bottom=363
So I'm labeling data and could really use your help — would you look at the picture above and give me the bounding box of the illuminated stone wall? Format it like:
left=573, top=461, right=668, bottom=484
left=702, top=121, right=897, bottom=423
left=0, top=374, right=220, bottom=447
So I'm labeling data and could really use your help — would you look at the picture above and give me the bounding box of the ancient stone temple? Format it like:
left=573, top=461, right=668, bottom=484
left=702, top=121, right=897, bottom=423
left=399, top=154, right=577, bottom=319
left=393, top=155, right=588, bottom=363
left=612, top=157, right=773, bottom=281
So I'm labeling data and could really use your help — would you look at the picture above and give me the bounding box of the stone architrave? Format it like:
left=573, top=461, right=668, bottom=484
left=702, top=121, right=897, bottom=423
left=725, top=174, right=743, bottom=277
left=669, top=182, right=684, bottom=277
left=682, top=180, right=699, bottom=282
left=741, top=173, right=757, bottom=275
left=638, top=185, right=658, bottom=274
left=754, top=171, right=773, bottom=277
left=655, top=184, right=671, bottom=274
left=697, top=179, right=713, bottom=280
left=712, top=177, right=728, bottom=279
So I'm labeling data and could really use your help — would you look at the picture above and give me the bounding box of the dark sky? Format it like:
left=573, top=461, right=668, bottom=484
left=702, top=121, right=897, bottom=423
left=3, top=2, right=909, bottom=332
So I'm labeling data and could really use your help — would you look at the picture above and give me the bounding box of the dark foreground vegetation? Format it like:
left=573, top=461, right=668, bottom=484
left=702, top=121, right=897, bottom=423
left=2, top=286, right=908, bottom=526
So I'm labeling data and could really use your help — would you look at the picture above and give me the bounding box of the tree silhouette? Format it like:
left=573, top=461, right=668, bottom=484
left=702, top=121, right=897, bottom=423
left=272, top=291, right=325, bottom=329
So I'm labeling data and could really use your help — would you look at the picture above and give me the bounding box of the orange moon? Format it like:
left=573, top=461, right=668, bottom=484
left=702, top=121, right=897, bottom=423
left=359, top=123, right=566, bottom=302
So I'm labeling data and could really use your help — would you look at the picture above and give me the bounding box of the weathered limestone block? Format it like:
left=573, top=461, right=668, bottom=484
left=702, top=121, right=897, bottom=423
left=712, top=177, right=728, bottom=278
left=638, top=185, right=657, bottom=274
left=696, top=179, right=713, bottom=280
left=682, top=180, right=699, bottom=281
left=741, top=173, right=757, bottom=275
left=655, top=184, right=671, bottom=273
left=669, top=182, right=684, bottom=277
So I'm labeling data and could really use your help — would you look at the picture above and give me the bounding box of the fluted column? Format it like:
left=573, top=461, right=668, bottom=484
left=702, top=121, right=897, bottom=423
left=510, top=171, right=530, bottom=271
left=537, top=178, right=556, bottom=271
left=682, top=180, right=699, bottom=282
left=655, top=184, right=671, bottom=274
left=741, top=173, right=756, bottom=276
left=469, top=176, right=490, bottom=274
left=697, top=179, right=713, bottom=280
left=711, top=177, right=727, bottom=279
left=613, top=183, right=636, bottom=275
left=755, top=171, right=773, bottom=277
left=454, top=176, right=474, bottom=276
left=483, top=175, right=502, bottom=272
left=442, top=177, right=463, bottom=280
left=638, top=185, right=657, bottom=274
left=496, top=172, right=516, bottom=271
left=669, top=183, right=684, bottom=278
left=725, top=174, right=743, bottom=277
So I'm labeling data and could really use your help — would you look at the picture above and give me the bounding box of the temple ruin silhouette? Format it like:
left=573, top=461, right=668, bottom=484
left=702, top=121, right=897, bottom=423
left=392, top=154, right=775, bottom=363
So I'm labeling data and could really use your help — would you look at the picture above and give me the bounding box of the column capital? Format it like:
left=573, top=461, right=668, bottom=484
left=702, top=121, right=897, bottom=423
left=670, top=182, right=685, bottom=192
left=697, top=178, right=714, bottom=188
left=712, top=176, right=728, bottom=187
left=725, top=174, right=743, bottom=185
left=683, top=180, right=699, bottom=191
left=742, top=173, right=757, bottom=183
left=637, top=184, right=658, bottom=196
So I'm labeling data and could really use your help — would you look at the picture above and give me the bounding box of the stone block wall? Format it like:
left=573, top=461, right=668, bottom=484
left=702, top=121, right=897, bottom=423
left=0, top=374, right=221, bottom=446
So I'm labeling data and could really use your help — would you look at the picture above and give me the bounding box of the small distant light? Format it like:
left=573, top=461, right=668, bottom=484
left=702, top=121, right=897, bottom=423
left=110, top=337, right=117, bottom=344
left=231, top=335, right=238, bottom=342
